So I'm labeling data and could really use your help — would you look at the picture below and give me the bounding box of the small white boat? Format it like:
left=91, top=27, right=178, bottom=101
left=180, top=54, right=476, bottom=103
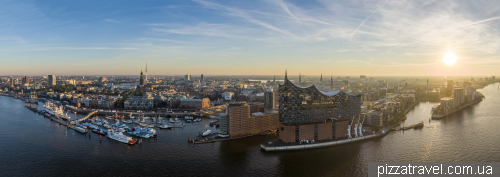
left=169, top=118, right=175, bottom=123
left=202, top=130, right=211, bottom=137
left=147, top=124, right=154, bottom=128
left=185, top=116, right=193, bottom=120
left=139, top=123, right=148, bottom=127
left=175, top=118, right=180, bottom=123
left=74, top=127, right=87, bottom=134
left=159, top=125, right=171, bottom=129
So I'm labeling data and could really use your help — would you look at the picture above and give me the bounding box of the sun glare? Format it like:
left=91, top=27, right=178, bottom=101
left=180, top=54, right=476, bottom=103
left=443, top=52, right=457, bottom=66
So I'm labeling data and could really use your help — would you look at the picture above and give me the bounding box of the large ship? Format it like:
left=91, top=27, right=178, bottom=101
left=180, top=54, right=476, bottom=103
left=43, top=101, right=71, bottom=121
left=107, top=131, right=136, bottom=145
left=43, top=101, right=56, bottom=116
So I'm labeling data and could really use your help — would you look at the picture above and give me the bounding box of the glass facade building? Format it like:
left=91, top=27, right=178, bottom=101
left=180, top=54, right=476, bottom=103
left=279, top=74, right=362, bottom=125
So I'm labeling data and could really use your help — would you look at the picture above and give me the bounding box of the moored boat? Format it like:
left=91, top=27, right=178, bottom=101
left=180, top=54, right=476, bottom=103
left=202, top=130, right=211, bottom=137
left=107, top=131, right=136, bottom=145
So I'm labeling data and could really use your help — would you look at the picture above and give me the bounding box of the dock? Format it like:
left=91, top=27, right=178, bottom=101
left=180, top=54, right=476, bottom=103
left=390, top=122, right=424, bottom=131
left=24, top=104, right=98, bottom=133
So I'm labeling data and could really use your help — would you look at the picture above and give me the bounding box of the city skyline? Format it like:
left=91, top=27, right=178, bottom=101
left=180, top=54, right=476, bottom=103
left=1, top=0, right=499, bottom=76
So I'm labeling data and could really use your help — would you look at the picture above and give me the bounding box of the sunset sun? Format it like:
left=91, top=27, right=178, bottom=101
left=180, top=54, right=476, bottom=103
left=443, top=52, right=457, bottom=66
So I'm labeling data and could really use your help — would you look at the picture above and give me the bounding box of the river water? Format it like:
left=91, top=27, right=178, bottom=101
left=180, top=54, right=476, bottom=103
left=1, top=83, right=499, bottom=176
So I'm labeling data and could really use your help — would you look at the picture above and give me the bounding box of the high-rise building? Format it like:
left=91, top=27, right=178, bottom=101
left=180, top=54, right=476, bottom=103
left=201, top=74, right=204, bottom=81
left=360, top=75, right=366, bottom=80
left=22, top=76, right=29, bottom=85
left=48, top=75, right=56, bottom=86
left=320, top=73, right=323, bottom=82
left=185, top=74, right=191, bottom=81
left=264, top=88, right=276, bottom=109
left=453, top=87, right=465, bottom=106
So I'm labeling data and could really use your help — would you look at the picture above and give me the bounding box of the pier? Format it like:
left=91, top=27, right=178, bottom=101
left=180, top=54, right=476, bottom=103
left=23, top=104, right=97, bottom=132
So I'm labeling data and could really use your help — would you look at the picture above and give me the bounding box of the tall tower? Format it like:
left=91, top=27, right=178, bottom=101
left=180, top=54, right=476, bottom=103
left=201, top=74, right=204, bottom=81
left=299, top=73, right=301, bottom=84
left=140, top=70, right=144, bottom=86
left=285, top=70, right=287, bottom=80
left=330, top=76, right=333, bottom=90
left=320, top=73, right=323, bottom=82
left=145, top=63, right=148, bottom=84
left=273, top=75, right=276, bottom=83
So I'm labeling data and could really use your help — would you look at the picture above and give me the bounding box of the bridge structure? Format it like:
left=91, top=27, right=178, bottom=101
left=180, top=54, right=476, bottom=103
left=71, top=110, right=98, bottom=124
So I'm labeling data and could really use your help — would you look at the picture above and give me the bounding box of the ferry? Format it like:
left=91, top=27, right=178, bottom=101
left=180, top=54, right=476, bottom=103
left=107, top=131, right=136, bottom=145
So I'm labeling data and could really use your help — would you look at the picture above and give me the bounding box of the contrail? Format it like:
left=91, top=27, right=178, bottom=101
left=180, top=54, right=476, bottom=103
left=349, top=9, right=378, bottom=41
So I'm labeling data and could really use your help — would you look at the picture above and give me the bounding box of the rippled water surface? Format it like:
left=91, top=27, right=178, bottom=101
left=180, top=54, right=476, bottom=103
left=1, top=83, right=499, bottom=176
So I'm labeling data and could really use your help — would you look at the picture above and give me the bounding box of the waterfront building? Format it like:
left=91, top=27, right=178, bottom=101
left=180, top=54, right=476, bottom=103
left=185, top=74, right=191, bottom=81
left=440, top=97, right=455, bottom=110
left=219, top=102, right=279, bottom=138
left=366, top=111, right=383, bottom=126
left=278, top=71, right=362, bottom=143
left=48, top=75, right=56, bottom=86
left=453, top=87, right=465, bottom=106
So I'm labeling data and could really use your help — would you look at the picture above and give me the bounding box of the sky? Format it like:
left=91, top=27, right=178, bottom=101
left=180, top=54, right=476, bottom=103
left=0, top=0, right=499, bottom=76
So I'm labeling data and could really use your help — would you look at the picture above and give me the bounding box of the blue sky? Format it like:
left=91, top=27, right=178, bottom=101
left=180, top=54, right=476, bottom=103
left=0, top=0, right=499, bottom=76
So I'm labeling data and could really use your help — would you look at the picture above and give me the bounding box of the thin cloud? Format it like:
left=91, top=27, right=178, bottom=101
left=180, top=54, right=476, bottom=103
left=103, top=19, right=122, bottom=23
